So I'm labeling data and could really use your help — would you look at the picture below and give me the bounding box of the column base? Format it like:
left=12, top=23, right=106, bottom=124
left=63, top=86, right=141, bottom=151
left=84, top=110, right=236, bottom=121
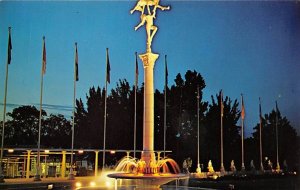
left=260, top=163, right=265, bottom=172
left=68, top=168, right=75, bottom=180
left=0, top=176, right=4, bottom=183
left=220, top=164, right=225, bottom=175
left=141, top=151, right=157, bottom=174
left=196, top=164, right=201, bottom=173
left=33, top=174, right=41, bottom=181
left=241, top=163, right=246, bottom=172
left=276, top=163, right=281, bottom=172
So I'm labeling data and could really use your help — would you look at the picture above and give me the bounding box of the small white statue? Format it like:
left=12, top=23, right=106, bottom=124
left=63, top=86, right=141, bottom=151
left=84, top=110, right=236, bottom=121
left=207, top=160, right=214, bottom=173
left=230, top=160, right=236, bottom=172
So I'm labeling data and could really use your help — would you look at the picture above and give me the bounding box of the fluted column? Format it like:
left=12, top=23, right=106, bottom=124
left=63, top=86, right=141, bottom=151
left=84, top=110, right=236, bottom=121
left=139, top=52, right=159, bottom=171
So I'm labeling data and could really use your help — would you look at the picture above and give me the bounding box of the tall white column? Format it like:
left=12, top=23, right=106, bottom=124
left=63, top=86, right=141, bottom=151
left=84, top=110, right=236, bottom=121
left=139, top=52, right=159, bottom=172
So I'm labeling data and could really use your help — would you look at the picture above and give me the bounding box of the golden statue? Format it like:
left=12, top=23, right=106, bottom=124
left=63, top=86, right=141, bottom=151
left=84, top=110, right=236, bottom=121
left=132, top=0, right=170, bottom=53
left=130, top=0, right=170, bottom=16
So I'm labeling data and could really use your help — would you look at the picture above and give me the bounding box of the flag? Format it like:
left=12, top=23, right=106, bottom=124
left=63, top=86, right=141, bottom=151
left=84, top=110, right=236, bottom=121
left=259, top=97, right=262, bottom=122
left=75, top=43, right=79, bottom=81
left=106, top=48, right=110, bottom=84
left=42, top=36, right=46, bottom=75
left=220, top=90, right=224, bottom=117
left=8, top=27, right=12, bottom=64
left=241, top=94, right=245, bottom=120
left=165, top=55, right=168, bottom=86
left=135, top=52, right=138, bottom=85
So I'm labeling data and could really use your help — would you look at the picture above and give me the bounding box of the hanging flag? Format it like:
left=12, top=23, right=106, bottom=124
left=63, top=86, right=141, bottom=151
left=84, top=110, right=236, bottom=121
left=241, top=94, right=245, bottom=120
left=220, top=90, right=224, bottom=117
left=106, top=48, right=111, bottom=84
left=259, top=97, right=262, bottom=122
left=165, top=55, right=168, bottom=86
left=75, top=43, right=79, bottom=81
left=8, top=27, right=12, bottom=64
left=42, top=36, right=46, bottom=75
left=135, top=52, right=138, bottom=85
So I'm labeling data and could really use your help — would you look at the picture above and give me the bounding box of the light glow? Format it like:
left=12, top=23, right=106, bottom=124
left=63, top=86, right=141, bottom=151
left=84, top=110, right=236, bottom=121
left=45, top=150, right=50, bottom=153
left=78, top=150, right=84, bottom=154
left=105, top=181, right=111, bottom=187
left=47, top=184, right=53, bottom=189
left=110, top=150, right=116, bottom=154
left=75, top=182, right=82, bottom=188
left=8, top=149, right=14, bottom=153
left=90, top=181, right=96, bottom=187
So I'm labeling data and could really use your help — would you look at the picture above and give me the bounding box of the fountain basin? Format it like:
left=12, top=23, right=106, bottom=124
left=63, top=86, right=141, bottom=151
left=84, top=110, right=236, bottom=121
left=108, top=173, right=189, bottom=189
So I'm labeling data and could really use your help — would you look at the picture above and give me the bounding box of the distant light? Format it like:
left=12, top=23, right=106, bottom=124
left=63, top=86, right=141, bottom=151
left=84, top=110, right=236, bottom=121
left=8, top=149, right=14, bottom=153
left=78, top=150, right=84, bottom=154
left=110, top=150, right=116, bottom=154
left=90, top=181, right=96, bottom=187
left=294, top=171, right=297, bottom=175
left=45, top=150, right=50, bottom=153
left=105, top=181, right=111, bottom=187
left=75, top=182, right=82, bottom=188
left=212, top=175, right=218, bottom=180
left=47, top=184, right=53, bottom=189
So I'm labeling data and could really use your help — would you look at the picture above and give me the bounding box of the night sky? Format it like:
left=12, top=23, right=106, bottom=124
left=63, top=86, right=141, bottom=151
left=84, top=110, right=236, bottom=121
left=0, top=1, right=299, bottom=137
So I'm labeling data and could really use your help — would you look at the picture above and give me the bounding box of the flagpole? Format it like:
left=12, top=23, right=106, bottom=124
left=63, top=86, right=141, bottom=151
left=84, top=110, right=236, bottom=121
left=275, top=101, right=280, bottom=172
left=103, top=48, right=109, bottom=169
left=163, top=55, right=167, bottom=158
left=259, top=97, right=264, bottom=171
left=34, top=36, right=46, bottom=181
left=241, top=94, right=245, bottom=171
left=69, top=42, right=77, bottom=180
left=196, top=85, right=201, bottom=173
left=220, top=90, right=225, bottom=174
left=0, top=27, right=12, bottom=183
left=134, top=52, right=138, bottom=158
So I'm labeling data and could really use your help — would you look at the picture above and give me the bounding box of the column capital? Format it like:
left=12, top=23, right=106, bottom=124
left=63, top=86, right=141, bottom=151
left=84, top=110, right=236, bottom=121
left=139, top=52, right=159, bottom=68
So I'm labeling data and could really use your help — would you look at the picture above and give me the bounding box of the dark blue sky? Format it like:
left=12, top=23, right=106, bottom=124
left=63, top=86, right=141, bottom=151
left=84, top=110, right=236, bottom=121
left=0, top=1, right=299, bottom=137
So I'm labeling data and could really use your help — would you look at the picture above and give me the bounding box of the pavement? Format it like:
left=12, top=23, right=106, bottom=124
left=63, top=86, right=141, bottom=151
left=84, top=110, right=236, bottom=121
left=0, top=176, right=108, bottom=190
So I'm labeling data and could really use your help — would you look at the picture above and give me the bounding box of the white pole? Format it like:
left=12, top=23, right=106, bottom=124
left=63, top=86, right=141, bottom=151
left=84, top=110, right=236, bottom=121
left=220, top=90, right=225, bottom=173
left=0, top=27, right=12, bottom=183
left=196, top=86, right=201, bottom=173
left=259, top=97, right=264, bottom=171
left=241, top=94, right=245, bottom=171
left=163, top=55, right=167, bottom=158
left=103, top=48, right=109, bottom=169
left=134, top=52, right=137, bottom=158
left=275, top=101, right=280, bottom=171
left=69, top=42, right=77, bottom=180
left=34, top=36, right=46, bottom=181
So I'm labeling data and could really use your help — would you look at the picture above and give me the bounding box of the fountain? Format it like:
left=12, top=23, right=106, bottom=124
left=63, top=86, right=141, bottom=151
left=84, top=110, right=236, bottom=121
left=108, top=0, right=188, bottom=189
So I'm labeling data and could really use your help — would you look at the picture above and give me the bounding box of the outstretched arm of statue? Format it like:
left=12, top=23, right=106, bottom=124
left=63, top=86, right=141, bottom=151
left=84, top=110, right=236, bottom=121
left=156, top=5, right=170, bottom=11
left=130, top=3, right=145, bottom=14
left=153, top=4, right=170, bottom=18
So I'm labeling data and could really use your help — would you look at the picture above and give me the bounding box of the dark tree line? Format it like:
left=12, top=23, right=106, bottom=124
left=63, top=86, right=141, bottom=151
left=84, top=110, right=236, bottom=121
left=1, top=70, right=299, bottom=171
left=2, top=106, right=71, bottom=148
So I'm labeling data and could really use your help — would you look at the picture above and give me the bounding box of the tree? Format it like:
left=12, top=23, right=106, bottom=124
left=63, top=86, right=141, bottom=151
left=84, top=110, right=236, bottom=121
left=74, top=86, right=104, bottom=148
left=167, top=70, right=208, bottom=166
left=203, top=91, right=241, bottom=170
left=74, top=98, right=89, bottom=148
left=107, top=79, right=133, bottom=150
left=42, top=114, right=71, bottom=148
left=4, top=106, right=46, bottom=146
left=251, top=108, right=299, bottom=170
